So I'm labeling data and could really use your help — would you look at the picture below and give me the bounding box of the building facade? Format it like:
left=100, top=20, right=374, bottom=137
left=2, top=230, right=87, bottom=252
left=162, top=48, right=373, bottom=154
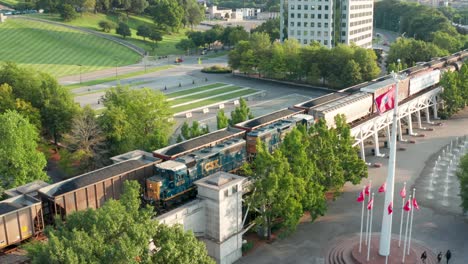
left=285, top=0, right=373, bottom=48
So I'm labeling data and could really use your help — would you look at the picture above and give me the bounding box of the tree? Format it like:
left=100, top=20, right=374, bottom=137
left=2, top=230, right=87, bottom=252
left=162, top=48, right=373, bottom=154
left=185, top=0, right=204, bottom=29
left=62, top=106, right=107, bottom=173
left=179, top=121, right=209, bottom=140
left=0, top=111, right=49, bottom=192
left=439, top=70, right=464, bottom=118
left=341, top=59, right=362, bottom=87
left=216, top=109, right=229, bottom=129
left=333, top=114, right=368, bottom=184
left=130, top=0, right=148, bottom=14
left=251, top=18, right=280, bottom=42
left=431, top=31, right=463, bottom=53
left=457, top=153, right=468, bottom=213
left=59, top=4, right=78, bottom=22
left=229, top=97, right=253, bottom=125
left=116, top=22, right=131, bottom=38
left=26, top=181, right=214, bottom=264
left=0, top=83, right=41, bottom=130
left=148, top=29, right=163, bottom=51
left=245, top=141, right=303, bottom=240
left=152, top=224, right=214, bottom=264
left=228, top=26, right=249, bottom=46
left=137, top=25, right=151, bottom=41
left=0, top=63, right=78, bottom=144
left=99, top=86, right=173, bottom=155
left=98, top=20, right=115, bottom=33
left=176, top=39, right=196, bottom=54
left=150, top=0, right=184, bottom=31
left=96, top=0, right=111, bottom=12
left=353, top=48, right=380, bottom=81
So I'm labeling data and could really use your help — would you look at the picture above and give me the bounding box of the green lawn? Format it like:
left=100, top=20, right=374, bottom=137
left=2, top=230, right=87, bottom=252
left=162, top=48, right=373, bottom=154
left=172, top=89, right=259, bottom=113
left=29, top=13, right=188, bottom=56
left=0, top=18, right=141, bottom=77
left=65, top=65, right=173, bottom=89
left=166, top=83, right=226, bottom=98
left=0, top=0, right=18, bottom=7
left=170, top=86, right=244, bottom=105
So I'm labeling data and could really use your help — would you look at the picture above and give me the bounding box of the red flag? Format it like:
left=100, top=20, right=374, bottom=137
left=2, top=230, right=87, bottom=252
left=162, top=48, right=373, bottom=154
left=400, top=186, right=406, bottom=199
left=375, top=85, right=396, bottom=113
left=379, top=182, right=387, bottom=193
left=356, top=190, right=365, bottom=202
left=367, top=198, right=374, bottom=210
left=388, top=202, right=393, bottom=215
left=412, top=198, right=420, bottom=210
left=365, top=184, right=370, bottom=196
left=404, top=199, right=412, bottom=211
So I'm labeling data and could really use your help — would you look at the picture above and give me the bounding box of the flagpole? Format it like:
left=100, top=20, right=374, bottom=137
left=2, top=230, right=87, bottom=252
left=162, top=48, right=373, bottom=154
left=365, top=180, right=372, bottom=245
left=407, top=188, right=416, bottom=255
left=379, top=67, right=405, bottom=257
left=359, top=186, right=365, bottom=253
left=402, top=194, right=412, bottom=263
left=367, top=193, right=375, bottom=261
left=398, top=182, right=406, bottom=247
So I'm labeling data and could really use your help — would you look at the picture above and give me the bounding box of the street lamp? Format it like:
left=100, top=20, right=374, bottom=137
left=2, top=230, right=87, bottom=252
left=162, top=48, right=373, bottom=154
left=77, top=64, right=82, bottom=84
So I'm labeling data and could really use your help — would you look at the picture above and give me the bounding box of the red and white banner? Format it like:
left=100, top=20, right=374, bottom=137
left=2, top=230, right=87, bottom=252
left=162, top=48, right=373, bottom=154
left=400, top=185, right=406, bottom=199
left=404, top=199, right=412, bottom=211
left=357, top=190, right=365, bottom=202
left=412, top=198, right=420, bottom=210
left=388, top=202, right=393, bottom=215
left=379, top=182, right=387, bottom=193
left=367, top=198, right=374, bottom=210
left=375, top=85, right=396, bottom=113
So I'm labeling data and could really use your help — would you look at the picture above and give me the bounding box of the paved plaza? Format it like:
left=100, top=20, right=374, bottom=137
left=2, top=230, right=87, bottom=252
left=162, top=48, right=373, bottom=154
left=237, top=109, right=468, bottom=264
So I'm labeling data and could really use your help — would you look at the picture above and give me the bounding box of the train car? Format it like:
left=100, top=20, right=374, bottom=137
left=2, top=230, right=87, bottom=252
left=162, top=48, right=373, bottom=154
left=234, top=108, right=304, bottom=132
left=245, top=114, right=314, bottom=157
left=0, top=195, right=44, bottom=250
left=110, top=150, right=156, bottom=164
left=4, top=180, right=49, bottom=199
left=409, top=69, right=441, bottom=96
left=38, top=156, right=159, bottom=222
left=146, top=138, right=246, bottom=202
left=153, top=127, right=245, bottom=161
left=310, top=92, right=373, bottom=127
left=294, top=92, right=350, bottom=111
left=360, top=76, right=410, bottom=112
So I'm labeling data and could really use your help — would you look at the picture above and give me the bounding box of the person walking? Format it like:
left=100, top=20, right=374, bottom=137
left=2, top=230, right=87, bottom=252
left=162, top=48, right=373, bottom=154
left=445, top=250, right=452, bottom=264
left=420, top=251, right=427, bottom=263
left=437, top=252, right=443, bottom=263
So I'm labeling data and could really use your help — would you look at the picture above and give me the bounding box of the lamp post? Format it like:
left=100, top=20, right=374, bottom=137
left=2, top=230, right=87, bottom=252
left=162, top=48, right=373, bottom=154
left=379, top=59, right=406, bottom=259
left=78, top=64, right=82, bottom=84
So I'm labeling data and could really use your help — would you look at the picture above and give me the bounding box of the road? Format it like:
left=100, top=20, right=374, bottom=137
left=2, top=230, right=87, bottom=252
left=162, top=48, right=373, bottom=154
left=237, top=108, right=468, bottom=264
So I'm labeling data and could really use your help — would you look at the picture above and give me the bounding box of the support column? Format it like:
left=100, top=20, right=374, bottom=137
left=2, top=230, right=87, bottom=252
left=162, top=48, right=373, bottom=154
left=398, top=119, right=407, bottom=142
left=373, top=124, right=385, bottom=157
left=425, top=107, right=433, bottom=124
left=407, top=114, right=417, bottom=136
left=417, top=110, right=425, bottom=130
left=433, top=97, right=439, bottom=119
left=360, top=140, right=366, bottom=163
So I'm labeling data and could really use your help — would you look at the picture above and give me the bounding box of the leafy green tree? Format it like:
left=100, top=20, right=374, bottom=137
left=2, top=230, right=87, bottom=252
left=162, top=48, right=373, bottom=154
left=150, top=0, right=184, bottom=31
left=136, top=24, right=151, bottom=41
left=152, top=224, right=214, bottom=264
left=96, top=0, right=111, bottom=12
left=228, top=26, right=249, bottom=45
left=229, top=97, right=253, bottom=125
left=341, top=59, right=362, bottom=87
left=130, top=0, right=148, bottom=14
left=439, top=70, right=464, bottom=118
left=0, top=111, right=49, bottom=191
left=387, top=38, right=448, bottom=68
left=116, top=22, right=131, bottom=38
left=333, top=114, right=368, bottom=184
left=148, top=29, right=163, bottom=51
left=59, top=4, right=78, bottom=21
left=457, top=153, right=468, bottom=213
left=98, top=20, right=116, bottom=33
left=99, top=86, right=173, bottom=155
left=27, top=181, right=214, bottom=264
left=246, top=141, right=303, bottom=240
left=0, top=63, right=78, bottom=144
left=280, top=128, right=327, bottom=219
left=431, top=31, right=463, bottom=53
left=251, top=18, right=280, bottom=42
left=216, top=109, right=229, bottom=129
left=181, top=121, right=190, bottom=140
left=186, top=31, right=206, bottom=47
left=0, top=83, right=42, bottom=130
left=353, top=48, right=380, bottom=81
left=176, top=39, right=196, bottom=54
left=179, top=121, right=209, bottom=140
left=185, top=0, right=204, bottom=29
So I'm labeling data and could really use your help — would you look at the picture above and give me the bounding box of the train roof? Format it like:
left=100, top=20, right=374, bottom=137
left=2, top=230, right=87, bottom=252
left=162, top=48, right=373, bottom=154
left=360, top=78, right=395, bottom=93
left=295, top=92, right=349, bottom=108
left=247, top=119, right=295, bottom=137
left=40, top=159, right=150, bottom=197
left=4, top=180, right=49, bottom=198
left=153, top=127, right=245, bottom=160
left=0, top=195, right=40, bottom=215
left=110, top=150, right=159, bottom=164
left=178, top=138, right=245, bottom=162
left=313, top=92, right=371, bottom=113
left=235, top=108, right=302, bottom=131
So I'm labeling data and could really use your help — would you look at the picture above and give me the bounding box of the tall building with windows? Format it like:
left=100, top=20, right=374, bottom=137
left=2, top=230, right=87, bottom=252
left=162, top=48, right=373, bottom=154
left=284, top=0, right=373, bottom=48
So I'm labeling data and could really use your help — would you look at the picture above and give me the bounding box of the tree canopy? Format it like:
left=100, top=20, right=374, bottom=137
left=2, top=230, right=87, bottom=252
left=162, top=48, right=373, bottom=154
left=26, top=180, right=214, bottom=264
left=457, top=153, right=468, bottom=214
left=229, top=97, right=254, bottom=125
left=99, top=86, right=173, bottom=155
left=0, top=111, right=49, bottom=193
left=439, top=63, right=468, bottom=119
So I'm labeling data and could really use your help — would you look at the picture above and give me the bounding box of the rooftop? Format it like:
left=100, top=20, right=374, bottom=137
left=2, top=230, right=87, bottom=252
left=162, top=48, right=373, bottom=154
left=0, top=195, right=41, bottom=215
left=4, top=180, right=49, bottom=198
left=195, top=171, right=245, bottom=190
left=235, top=108, right=302, bottom=130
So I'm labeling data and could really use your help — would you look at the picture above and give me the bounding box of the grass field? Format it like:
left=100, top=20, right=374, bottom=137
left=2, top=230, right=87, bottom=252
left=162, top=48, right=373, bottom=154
left=0, top=18, right=141, bottom=77
left=170, top=86, right=243, bottom=105
left=0, top=0, right=18, bottom=7
left=29, top=13, right=188, bottom=56
left=172, top=89, right=258, bottom=113
left=166, top=83, right=226, bottom=98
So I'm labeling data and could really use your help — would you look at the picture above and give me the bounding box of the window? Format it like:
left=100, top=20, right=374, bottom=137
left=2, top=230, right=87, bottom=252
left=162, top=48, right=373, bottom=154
left=311, top=22, right=315, bottom=27
left=324, top=40, right=328, bottom=45
left=297, top=22, right=301, bottom=27
left=311, top=14, right=315, bottom=19
left=325, top=5, right=329, bottom=10
left=304, top=5, right=308, bottom=10
left=325, top=14, right=329, bottom=19
left=318, top=5, right=322, bottom=10
left=304, top=39, right=308, bottom=44
left=304, top=22, right=308, bottom=27
left=291, top=5, right=295, bottom=10
left=324, top=31, right=328, bottom=36
left=297, top=30, right=301, bottom=35
left=317, top=31, right=321, bottom=36
left=233, top=185, right=238, bottom=194
left=318, top=22, right=322, bottom=28
left=318, top=14, right=322, bottom=19
left=324, top=22, right=329, bottom=28
left=298, top=5, right=302, bottom=10
left=298, top=13, right=301, bottom=18
left=291, top=13, right=295, bottom=18
left=304, top=30, right=308, bottom=35
left=290, top=22, right=294, bottom=26
left=342, top=22, right=346, bottom=27
left=304, top=14, right=308, bottom=18
left=224, top=189, right=229, bottom=197
left=341, top=31, right=346, bottom=36
left=310, top=31, right=315, bottom=36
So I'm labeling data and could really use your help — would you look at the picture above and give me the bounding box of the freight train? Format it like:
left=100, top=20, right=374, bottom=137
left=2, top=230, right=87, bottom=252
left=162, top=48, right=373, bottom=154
left=1, top=50, right=467, bottom=250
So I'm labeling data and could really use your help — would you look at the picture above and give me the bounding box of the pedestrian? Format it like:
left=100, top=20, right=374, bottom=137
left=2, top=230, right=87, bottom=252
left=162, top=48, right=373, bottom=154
left=445, top=250, right=451, bottom=264
left=437, top=252, right=442, bottom=263
left=420, top=251, right=427, bottom=263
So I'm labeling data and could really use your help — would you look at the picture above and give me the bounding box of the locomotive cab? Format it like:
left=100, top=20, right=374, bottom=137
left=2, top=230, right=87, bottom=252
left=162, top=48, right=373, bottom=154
left=146, top=160, right=188, bottom=201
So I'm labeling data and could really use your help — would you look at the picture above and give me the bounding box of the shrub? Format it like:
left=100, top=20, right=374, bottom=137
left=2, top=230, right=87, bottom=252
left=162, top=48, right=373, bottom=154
left=59, top=4, right=78, bottom=22
left=201, top=65, right=232, bottom=74
left=99, top=21, right=116, bottom=33
left=241, top=241, right=254, bottom=253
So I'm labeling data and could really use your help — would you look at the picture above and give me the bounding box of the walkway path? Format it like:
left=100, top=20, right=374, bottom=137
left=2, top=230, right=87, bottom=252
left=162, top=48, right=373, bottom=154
left=238, top=108, right=468, bottom=264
